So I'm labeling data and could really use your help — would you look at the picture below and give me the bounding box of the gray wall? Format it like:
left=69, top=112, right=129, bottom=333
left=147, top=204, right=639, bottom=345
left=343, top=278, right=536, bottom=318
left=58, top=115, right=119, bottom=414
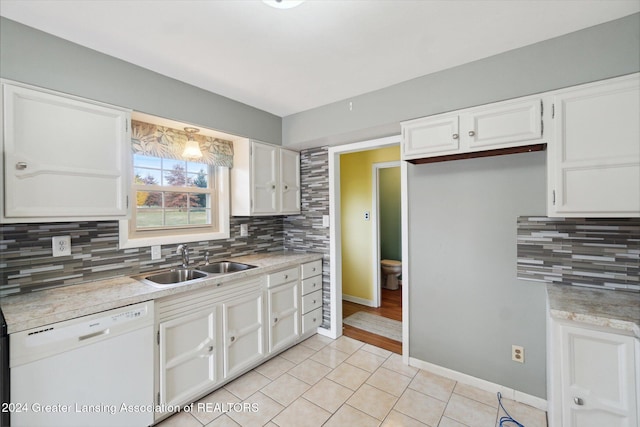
left=408, top=151, right=548, bottom=398
left=0, top=17, right=281, bottom=144
left=282, top=13, right=640, bottom=149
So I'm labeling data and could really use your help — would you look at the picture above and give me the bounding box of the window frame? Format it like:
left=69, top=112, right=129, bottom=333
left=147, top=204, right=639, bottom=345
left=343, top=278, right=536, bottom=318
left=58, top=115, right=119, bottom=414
left=119, top=164, right=230, bottom=249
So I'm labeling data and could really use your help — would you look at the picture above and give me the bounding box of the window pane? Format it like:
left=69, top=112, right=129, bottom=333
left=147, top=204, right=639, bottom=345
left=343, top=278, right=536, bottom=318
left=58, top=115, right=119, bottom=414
left=191, top=193, right=208, bottom=208
left=189, top=208, right=210, bottom=225
left=165, top=209, right=189, bottom=226
left=164, top=164, right=188, bottom=187
left=187, top=161, right=208, bottom=174
left=133, top=154, right=161, bottom=168
left=134, top=169, right=161, bottom=186
left=136, top=191, right=162, bottom=208
left=136, top=209, right=163, bottom=228
left=189, top=171, right=209, bottom=189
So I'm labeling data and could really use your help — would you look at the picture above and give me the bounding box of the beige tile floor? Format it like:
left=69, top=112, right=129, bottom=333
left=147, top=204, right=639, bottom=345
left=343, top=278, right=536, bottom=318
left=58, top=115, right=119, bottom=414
left=156, top=335, right=547, bottom=427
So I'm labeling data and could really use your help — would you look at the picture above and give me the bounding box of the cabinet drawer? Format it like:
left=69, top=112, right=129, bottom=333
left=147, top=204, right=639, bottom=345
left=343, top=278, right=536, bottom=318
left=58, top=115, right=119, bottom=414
left=301, top=260, right=322, bottom=279
left=267, top=267, right=299, bottom=288
left=302, top=308, right=322, bottom=334
left=301, top=276, right=322, bottom=296
left=301, top=290, right=322, bottom=314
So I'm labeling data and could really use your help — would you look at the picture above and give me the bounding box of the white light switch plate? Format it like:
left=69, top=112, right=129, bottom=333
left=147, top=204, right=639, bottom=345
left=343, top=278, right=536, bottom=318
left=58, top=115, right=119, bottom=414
left=52, top=236, right=71, bottom=257
left=151, top=245, right=162, bottom=260
left=322, top=215, right=330, bottom=227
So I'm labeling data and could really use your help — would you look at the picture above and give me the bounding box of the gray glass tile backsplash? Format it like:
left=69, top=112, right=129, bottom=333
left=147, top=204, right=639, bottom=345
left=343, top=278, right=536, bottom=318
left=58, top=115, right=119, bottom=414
left=517, top=217, right=639, bottom=291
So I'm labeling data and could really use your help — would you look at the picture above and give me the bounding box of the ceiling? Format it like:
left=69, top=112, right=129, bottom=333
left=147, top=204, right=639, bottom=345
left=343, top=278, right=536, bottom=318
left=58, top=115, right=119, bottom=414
left=1, top=0, right=638, bottom=117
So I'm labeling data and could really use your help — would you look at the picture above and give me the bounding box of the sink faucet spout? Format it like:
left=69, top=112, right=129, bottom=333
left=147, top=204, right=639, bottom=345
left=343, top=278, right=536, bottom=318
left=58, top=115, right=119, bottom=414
left=177, top=244, right=190, bottom=268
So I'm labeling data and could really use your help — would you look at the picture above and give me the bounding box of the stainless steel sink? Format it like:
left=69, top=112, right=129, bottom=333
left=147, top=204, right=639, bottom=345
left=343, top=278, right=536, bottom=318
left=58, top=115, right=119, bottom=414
left=143, top=268, right=207, bottom=285
left=196, top=261, right=257, bottom=274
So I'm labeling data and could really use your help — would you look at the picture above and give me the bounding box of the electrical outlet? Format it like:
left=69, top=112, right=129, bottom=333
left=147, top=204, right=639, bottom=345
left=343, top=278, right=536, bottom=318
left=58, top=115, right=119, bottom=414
left=512, top=345, right=524, bottom=363
left=52, top=236, right=71, bottom=257
left=240, top=224, right=249, bottom=237
left=322, top=215, right=330, bottom=228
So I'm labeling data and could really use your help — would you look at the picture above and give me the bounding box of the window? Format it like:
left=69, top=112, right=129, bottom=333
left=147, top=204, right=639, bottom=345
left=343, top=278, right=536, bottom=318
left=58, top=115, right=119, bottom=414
left=119, top=118, right=232, bottom=249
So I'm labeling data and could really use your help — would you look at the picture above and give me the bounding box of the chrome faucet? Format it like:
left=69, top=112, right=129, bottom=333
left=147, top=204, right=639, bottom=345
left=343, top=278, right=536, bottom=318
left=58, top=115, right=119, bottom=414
left=177, top=244, right=190, bottom=268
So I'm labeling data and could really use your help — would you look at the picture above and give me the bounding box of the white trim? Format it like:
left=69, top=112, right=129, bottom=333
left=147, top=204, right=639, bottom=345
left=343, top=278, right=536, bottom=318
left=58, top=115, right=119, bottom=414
left=409, top=357, right=548, bottom=412
left=342, top=294, right=376, bottom=307
left=401, top=160, right=410, bottom=364
left=328, top=134, right=402, bottom=342
left=371, top=161, right=400, bottom=308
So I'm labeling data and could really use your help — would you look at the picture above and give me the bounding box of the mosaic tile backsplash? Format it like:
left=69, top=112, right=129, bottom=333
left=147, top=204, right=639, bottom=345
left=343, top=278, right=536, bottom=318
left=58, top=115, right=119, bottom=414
left=284, top=147, right=331, bottom=327
left=0, top=216, right=284, bottom=296
left=517, top=217, right=640, bottom=292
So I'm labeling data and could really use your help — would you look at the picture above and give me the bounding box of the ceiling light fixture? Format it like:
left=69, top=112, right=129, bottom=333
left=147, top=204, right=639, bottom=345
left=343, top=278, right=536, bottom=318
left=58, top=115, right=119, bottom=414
left=263, top=0, right=305, bottom=9
left=182, top=127, right=203, bottom=159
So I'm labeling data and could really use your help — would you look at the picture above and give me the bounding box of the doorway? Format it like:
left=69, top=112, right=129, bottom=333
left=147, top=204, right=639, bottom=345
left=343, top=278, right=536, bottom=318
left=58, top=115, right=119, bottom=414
left=325, top=135, right=407, bottom=356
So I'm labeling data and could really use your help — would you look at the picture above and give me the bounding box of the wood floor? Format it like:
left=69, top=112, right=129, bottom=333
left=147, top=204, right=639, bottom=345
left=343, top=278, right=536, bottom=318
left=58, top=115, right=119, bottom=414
left=342, top=286, right=402, bottom=354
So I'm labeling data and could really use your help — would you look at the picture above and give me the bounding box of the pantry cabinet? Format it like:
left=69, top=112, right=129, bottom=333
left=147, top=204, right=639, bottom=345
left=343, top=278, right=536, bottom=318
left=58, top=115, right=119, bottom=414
left=402, top=96, right=543, bottom=161
left=0, top=80, right=130, bottom=222
left=231, top=139, right=300, bottom=216
left=549, top=318, right=639, bottom=427
left=546, top=73, right=640, bottom=217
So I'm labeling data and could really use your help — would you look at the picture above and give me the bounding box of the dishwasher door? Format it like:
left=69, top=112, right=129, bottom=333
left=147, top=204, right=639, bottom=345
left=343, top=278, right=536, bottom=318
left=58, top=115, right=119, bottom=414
left=10, top=301, right=154, bottom=427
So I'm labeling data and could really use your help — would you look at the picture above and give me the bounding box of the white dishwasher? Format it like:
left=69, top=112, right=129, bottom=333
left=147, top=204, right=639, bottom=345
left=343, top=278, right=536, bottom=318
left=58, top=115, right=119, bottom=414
left=10, top=301, right=155, bottom=427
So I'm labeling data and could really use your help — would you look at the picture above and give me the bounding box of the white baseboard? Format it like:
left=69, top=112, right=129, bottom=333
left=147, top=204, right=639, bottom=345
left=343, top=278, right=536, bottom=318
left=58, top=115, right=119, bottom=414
left=342, top=294, right=375, bottom=307
left=316, top=326, right=339, bottom=339
left=409, top=357, right=548, bottom=412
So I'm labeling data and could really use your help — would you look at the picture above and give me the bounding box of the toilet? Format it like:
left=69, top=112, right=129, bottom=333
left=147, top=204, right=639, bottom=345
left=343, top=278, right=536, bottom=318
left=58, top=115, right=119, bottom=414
left=380, top=259, right=402, bottom=290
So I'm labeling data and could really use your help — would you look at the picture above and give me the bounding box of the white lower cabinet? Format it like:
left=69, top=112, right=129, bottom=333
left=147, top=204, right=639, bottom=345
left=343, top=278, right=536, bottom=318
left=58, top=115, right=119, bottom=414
left=549, top=318, right=639, bottom=427
left=222, top=289, right=265, bottom=378
left=154, top=259, right=323, bottom=422
left=158, top=308, right=218, bottom=414
left=267, top=280, right=300, bottom=354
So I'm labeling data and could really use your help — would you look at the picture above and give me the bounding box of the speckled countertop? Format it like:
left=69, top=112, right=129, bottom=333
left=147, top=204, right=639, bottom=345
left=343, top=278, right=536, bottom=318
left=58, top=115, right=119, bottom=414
left=0, top=251, right=323, bottom=334
left=547, top=283, right=640, bottom=338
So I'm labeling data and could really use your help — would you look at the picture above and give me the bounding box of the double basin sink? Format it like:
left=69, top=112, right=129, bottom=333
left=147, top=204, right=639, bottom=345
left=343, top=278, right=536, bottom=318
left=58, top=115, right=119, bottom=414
left=140, top=261, right=257, bottom=288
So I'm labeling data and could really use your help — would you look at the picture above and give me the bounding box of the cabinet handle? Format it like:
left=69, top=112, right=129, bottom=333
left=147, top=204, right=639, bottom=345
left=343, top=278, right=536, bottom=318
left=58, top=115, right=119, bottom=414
left=573, top=397, right=584, bottom=406
left=452, top=134, right=459, bottom=140
left=208, top=345, right=214, bottom=352
left=468, top=130, right=476, bottom=137
left=15, top=162, right=27, bottom=170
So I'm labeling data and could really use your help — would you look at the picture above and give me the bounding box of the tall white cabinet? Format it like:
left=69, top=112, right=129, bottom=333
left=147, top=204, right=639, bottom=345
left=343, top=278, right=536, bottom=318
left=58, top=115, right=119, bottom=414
left=546, top=74, right=640, bottom=217
left=231, top=139, right=300, bottom=216
left=1, top=80, right=130, bottom=222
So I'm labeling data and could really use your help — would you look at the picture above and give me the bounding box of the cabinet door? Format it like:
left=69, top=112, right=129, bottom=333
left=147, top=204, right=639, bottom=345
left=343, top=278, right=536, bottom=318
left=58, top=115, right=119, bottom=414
left=222, top=291, right=265, bottom=378
left=462, top=98, right=542, bottom=150
left=2, top=83, right=129, bottom=220
left=251, top=141, right=278, bottom=215
left=402, top=112, right=460, bottom=159
left=280, top=148, right=301, bottom=214
left=559, top=324, right=638, bottom=427
left=267, top=281, right=299, bottom=353
left=549, top=75, right=640, bottom=217
left=158, top=308, right=218, bottom=412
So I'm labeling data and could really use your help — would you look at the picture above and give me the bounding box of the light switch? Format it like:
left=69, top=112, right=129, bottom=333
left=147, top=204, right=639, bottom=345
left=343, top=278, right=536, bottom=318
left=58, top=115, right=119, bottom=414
left=322, top=215, right=330, bottom=227
left=240, top=224, right=249, bottom=237
left=151, top=245, right=161, bottom=260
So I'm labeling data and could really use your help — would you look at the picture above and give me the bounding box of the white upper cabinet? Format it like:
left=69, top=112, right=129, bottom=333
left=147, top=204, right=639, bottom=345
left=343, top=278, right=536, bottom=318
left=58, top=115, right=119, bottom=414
left=402, top=96, right=543, bottom=161
left=231, top=139, right=300, bottom=216
left=1, top=81, right=130, bottom=222
left=547, top=73, right=640, bottom=217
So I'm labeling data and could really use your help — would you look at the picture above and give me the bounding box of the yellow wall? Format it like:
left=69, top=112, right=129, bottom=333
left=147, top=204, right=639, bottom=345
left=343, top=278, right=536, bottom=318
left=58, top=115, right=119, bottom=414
left=340, top=146, right=400, bottom=301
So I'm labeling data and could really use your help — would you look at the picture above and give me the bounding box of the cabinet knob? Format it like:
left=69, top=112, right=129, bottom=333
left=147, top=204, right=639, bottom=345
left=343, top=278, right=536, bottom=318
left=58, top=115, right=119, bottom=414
left=312, top=267, right=316, bottom=272
left=313, top=318, right=317, bottom=322
left=313, top=282, right=317, bottom=288
left=16, top=162, right=27, bottom=170
left=271, top=185, right=276, bottom=190
left=452, top=134, right=459, bottom=140
left=573, top=397, right=584, bottom=406
left=274, top=317, right=278, bottom=323
left=468, top=130, right=475, bottom=137
left=313, top=299, right=317, bottom=304
left=284, top=274, right=288, bottom=280
left=230, top=336, right=236, bottom=343
left=208, top=345, right=214, bottom=352
left=284, top=185, right=289, bottom=190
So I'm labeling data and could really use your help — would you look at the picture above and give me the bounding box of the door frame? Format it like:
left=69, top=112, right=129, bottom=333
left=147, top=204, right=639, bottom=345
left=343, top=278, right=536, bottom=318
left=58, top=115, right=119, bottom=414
left=371, top=161, right=401, bottom=308
left=322, top=134, right=408, bottom=362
